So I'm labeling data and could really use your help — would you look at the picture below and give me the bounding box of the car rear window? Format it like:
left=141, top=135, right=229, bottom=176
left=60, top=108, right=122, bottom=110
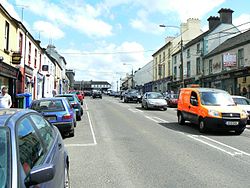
left=233, top=97, right=250, bottom=105
left=0, top=128, right=11, bottom=188
left=32, top=100, right=65, bottom=112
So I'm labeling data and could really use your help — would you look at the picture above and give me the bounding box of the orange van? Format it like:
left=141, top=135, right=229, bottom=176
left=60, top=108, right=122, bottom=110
left=177, top=88, right=247, bottom=134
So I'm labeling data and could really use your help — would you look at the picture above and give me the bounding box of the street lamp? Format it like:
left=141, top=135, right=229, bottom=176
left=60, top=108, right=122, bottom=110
left=159, top=24, right=184, bottom=88
left=123, top=63, right=134, bottom=89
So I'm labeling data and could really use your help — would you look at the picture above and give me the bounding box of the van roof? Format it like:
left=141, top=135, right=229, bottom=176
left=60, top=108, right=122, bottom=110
left=181, top=87, right=228, bottom=93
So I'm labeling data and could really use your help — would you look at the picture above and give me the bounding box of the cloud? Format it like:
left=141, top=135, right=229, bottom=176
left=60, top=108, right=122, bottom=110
left=33, top=21, right=65, bottom=40
left=233, top=14, right=250, bottom=32
left=0, top=0, right=20, bottom=20
left=14, top=0, right=113, bottom=38
left=61, top=41, right=150, bottom=82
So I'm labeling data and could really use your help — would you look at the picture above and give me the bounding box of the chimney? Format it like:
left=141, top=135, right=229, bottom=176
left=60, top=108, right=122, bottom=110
left=218, top=8, right=234, bottom=24
left=207, top=16, right=220, bottom=30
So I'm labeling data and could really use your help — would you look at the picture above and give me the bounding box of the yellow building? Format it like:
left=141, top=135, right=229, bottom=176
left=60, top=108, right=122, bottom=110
left=0, top=4, right=22, bottom=106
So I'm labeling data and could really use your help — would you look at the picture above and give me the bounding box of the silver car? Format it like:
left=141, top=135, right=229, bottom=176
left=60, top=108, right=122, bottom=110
left=141, top=92, right=168, bottom=111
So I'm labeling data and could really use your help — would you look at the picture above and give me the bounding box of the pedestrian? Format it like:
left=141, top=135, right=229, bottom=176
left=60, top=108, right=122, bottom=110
left=0, top=86, right=12, bottom=108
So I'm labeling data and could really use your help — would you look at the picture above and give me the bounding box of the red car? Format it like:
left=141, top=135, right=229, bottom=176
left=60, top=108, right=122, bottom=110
left=166, top=94, right=179, bottom=107
left=70, top=91, right=84, bottom=105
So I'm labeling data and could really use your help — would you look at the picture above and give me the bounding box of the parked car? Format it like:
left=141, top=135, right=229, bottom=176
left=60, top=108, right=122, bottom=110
left=141, top=92, right=168, bottom=110
left=177, top=87, right=247, bottom=134
left=123, top=90, right=142, bottom=103
left=92, top=90, right=102, bottom=99
left=70, top=90, right=84, bottom=105
left=84, top=90, right=92, bottom=96
left=166, top=94, right=179, bottom=107
left=0, top=108, right=70, bottom=188
left=232, top=95, right=250, bottom=124
left=56, top=94, right=83, bottom=121
left=30, top=97, right=75, bottom=137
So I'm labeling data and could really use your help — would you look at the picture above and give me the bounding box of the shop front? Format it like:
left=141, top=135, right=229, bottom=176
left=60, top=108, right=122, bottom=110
left=0, top=61, right=19, bottom=107
left=24, top=65, right=34, bottom=98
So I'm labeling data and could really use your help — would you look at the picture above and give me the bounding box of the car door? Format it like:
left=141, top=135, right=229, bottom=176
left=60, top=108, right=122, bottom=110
left=16, top=116, right=47, bottom=188
left=188, top=91, right=200, bottom=124
left=30, top=114, right=65, bottom=188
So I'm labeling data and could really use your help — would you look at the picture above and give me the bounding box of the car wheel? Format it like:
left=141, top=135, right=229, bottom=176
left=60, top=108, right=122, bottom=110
left=234, top=129, right=244, bottom=135
left=199, top=119, right=207, bottom=133
left=178, top=112, right=185, bottom=125
left=69, top=128, right=74, bottom=137
left=163, top=107, right=167, bottom=111
left=141, top=103, right=144, bottom=108
left=64, top=163, right=70, bottom=188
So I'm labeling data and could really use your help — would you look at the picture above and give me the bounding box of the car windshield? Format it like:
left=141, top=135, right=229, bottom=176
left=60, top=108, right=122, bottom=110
left=200, top=91, right=235, bottom=106
left=0, top=128, right=11, bottom=188
left=32, top=100, right=65, bottom=112
left=148, top=93, right=164, bottom=99
left=233, top=97, right=250, bottom=105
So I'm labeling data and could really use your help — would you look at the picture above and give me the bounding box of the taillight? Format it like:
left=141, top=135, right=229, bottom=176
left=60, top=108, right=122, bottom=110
left=63, top=114, right=72, bottom=120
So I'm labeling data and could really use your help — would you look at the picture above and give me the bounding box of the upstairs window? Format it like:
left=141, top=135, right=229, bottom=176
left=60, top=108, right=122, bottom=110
left=163, top=52, right=165, bottom=61
left=4, top=21, right=9, bottom=52
left=238, top=48, right=244, bottom=67
left=19, top=32, right=23, bottom=54
left=187, top=61, right=191, bottom=78
left=196, top=58, right=201, bottom=74
left=187, top=49, right=190, bottom=58
left=197, top=43, right=200, bottom=54
left=34, top=49, right=37, bottom=68
left=209, top=59, right=213, bottom=74
left=28, top=42, right=31, bottom=65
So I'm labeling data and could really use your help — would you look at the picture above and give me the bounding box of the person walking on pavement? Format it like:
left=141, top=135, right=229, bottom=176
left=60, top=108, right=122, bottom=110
left=0, top=86, right=12, bottom=108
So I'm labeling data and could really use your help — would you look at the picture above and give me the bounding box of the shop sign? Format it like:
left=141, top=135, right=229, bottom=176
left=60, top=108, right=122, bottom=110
left=25, top=65, right=33, bottom=76
left=0, top=62, right=18, bottom=79
left=223, top=53, right=236, bottom=67
left=11, top=52, right=22, bottom=64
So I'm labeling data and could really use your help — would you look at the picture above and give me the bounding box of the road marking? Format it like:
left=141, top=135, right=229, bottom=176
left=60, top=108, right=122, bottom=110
left=145, top=115, right=159, bottom=123
left=87, top=111, right=97, bottom=145
left=144, top=116, right=169, bottom=123
left=65, top=143, right=96, bottom=147
left=188, top=135, right=250, bottom=157
left=153, top=116, right=169, bottom=123
left=128, top=108, right=143, bottom=113
left=83, top=101, right=88, bottom=111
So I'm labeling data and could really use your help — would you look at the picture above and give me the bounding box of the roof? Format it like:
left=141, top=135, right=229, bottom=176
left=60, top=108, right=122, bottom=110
left=152, top=41, right=172, bottom=56
left=183, top=87, right=228, bottom=93
left=33, top=97, right=66, bottom=101
left=205, top=29, right=250, bottom=58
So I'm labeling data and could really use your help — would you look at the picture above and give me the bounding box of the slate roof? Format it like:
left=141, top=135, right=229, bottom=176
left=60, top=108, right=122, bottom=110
left=205, top=29, right=250, bottom=58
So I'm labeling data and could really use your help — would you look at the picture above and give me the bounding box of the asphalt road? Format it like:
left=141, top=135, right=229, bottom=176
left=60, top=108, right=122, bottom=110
left=64, top=96, right=250, bottom=188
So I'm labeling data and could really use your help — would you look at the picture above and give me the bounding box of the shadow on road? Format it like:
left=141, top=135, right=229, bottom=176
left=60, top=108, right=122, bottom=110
left=158, top=122, right=238, bottom=136
left=135, top=106, right=167, bottom=112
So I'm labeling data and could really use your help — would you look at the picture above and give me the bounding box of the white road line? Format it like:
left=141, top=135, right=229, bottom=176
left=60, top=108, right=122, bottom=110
left=145, top=116, right=160, bottom=123
left=153, top=117, right=169, bottom=123
left=65, top=143, right=96, bottom=147
left=200, top=135, right=250, bottom=156
left=128, top=108, right=143, bottom=113
left=87, top=111, right=97, bottom=145
left=188, top=135, right=236, bottom=156
left=84, top=101, right=88, bottom=111
left=188, top=135, right=250, bottom=157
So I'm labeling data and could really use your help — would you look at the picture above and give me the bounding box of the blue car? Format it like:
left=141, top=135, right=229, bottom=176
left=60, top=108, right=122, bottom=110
left=30, top=97, right=76, bottom=137
left=0, top=108, right=70, bottom=188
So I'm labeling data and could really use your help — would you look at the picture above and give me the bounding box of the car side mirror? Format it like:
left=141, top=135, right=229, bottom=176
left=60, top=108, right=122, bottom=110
left=25, top=164, right=55, bottom=187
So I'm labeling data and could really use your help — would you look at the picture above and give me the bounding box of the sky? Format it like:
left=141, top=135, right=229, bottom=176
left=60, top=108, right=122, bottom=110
left=1, top=0, right=250, bottom=88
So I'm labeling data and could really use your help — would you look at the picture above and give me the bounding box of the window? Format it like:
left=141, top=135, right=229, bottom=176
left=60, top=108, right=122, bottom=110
left=238, top=48, right=244, bottom=67
left=173, top=56, right=177, bottom=64
left=209, top=59, right=213, bottom=74
left=28, top=42, right=31, bottom=65
left=168, top=49, right=171, bottom=58
left=174, top=66, right=177, bottom=79
left=168, top=60, right=170, bottom=76
left=4, top=21, right=9, bottom=51
left=34, top=49, right=37, bottom=68
left=196, top=58, right=201, bottom=74
left=30, top=114, right=54, bottom=149
left=190, top=91, right=198, bottom=106
left=197, top=43, right=200, bottom=54
left=155, top=57, right=157, bottom=64
left=187, top=49, right=190, bottom=58
left=159, top=55, right=161, bottom=63
left=158, top=64, right=162, bottom=76
left=187, top=61, right=191, bottom=78
left=163, top=52, right=165, bottom=61
left=19, top=32, right=23, bottom=54
left=17, top=117, right=44, bottom=175
left=162, top=64, right=165, bottom=77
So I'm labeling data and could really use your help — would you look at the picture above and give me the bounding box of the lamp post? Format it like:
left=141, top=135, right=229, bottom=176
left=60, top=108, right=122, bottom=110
left=123, top=63, right=134, bottom=89
left=159, top=24, right=184, bottom=88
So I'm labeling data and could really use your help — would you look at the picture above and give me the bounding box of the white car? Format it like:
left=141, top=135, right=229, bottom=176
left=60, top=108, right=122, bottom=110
left=232, top=95, right=250, bottom=124
left=141, top=92, right=167, bottom=111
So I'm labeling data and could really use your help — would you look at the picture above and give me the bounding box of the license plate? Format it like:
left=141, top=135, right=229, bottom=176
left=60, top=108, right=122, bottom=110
left=45, top=116, right=56, bottom=121
left=226, top=121, right=239, bottom=126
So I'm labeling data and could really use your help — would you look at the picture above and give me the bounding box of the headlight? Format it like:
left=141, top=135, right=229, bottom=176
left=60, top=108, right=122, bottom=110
left=240, top=110, right=248, bottom=119
left=208, top=110, right=221, bottom=118
left=137, top=95, right=141, bottom=98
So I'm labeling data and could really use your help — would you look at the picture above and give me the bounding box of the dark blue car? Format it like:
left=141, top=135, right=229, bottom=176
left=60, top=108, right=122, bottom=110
left=30, top=97, right=76, bottom=137
left=0, top=109, right=70, bottom=188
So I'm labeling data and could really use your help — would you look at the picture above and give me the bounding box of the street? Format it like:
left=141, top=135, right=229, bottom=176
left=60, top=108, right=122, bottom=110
left=64, top=96, right=250, bottom=188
